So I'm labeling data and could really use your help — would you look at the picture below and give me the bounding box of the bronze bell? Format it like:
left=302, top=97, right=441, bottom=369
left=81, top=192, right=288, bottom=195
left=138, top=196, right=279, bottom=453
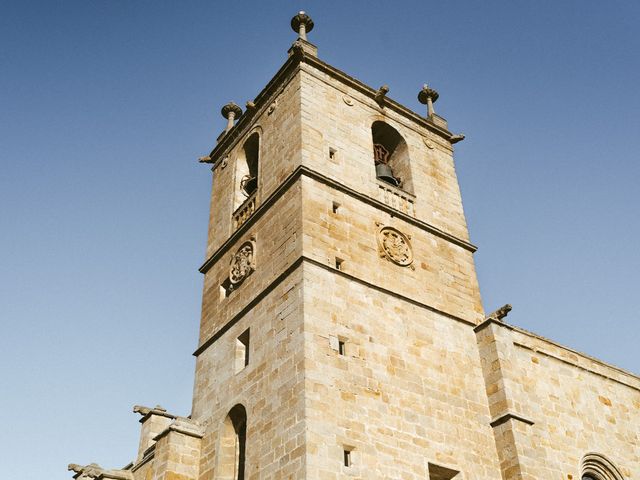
left=240, top=175, right=258, bottom=196
left=376, top=163, right=398, bottom=186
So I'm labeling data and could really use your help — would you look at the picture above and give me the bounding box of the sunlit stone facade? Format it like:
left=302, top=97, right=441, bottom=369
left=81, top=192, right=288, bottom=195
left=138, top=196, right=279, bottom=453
left=68, top=12, right=639, bottom=480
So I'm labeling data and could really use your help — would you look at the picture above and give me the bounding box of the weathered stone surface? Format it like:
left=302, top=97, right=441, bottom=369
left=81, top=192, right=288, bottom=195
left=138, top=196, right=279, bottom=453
left=69, top=12, right=639, bottom=480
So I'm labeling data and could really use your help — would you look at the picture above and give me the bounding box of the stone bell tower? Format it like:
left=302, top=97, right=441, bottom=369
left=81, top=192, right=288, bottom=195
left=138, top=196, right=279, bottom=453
left=186, top=11, right=502, bottom=480
left=67, top=11, right=640, bottom=480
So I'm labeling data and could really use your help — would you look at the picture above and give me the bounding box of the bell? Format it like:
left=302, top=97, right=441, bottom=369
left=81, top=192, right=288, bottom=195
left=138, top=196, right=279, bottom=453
left=375, top=163, right=398, bottom=186
left=241, top=175, right=258, bottom=196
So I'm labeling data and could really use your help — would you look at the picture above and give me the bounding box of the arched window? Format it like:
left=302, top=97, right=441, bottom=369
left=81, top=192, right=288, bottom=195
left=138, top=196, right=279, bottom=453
left=235, top=132, right=260, bottom=209
left=581, top=453, right=623, bottom=480
left=371, top=121, right=413, bottom=193
left=215, top=404, right=247, bottom=480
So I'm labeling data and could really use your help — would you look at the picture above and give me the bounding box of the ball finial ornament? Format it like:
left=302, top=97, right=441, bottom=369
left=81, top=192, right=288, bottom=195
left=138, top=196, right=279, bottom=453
left=291, top=11, right=314, bottom=40
left=418, top=84, right=439, bottom=104
left=221, top=102, right=242, bottom=119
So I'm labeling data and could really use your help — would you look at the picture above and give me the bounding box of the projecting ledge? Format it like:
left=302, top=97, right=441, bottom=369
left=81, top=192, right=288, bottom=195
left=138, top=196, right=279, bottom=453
left=489, top=412, right=535, bottom=428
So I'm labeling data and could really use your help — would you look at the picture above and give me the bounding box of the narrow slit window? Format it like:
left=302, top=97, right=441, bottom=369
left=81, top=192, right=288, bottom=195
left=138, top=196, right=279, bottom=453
left=338, top=339, right=346, bottom=356
left=335, top=258, right=344, bottom=270
left=343, top=449, right=352, bottom=467
left=329, top=147, right=337, bottom=160
left=235, top=329, right=250, bottom=373
left=332, top=201, right=340, bottom=214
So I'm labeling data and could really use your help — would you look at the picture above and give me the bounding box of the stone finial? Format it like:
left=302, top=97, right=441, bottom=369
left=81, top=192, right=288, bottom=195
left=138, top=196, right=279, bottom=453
left=486, top=304, right=512, bottom=322
left=418, top=84, right=440, bottom=118
left=245, top=101, right=256, bottom=112
left=221, top=102, right=242, bottom=132
left=291, top=11, right=314, bottom=40
left=374, top=85, right=389, bottom=106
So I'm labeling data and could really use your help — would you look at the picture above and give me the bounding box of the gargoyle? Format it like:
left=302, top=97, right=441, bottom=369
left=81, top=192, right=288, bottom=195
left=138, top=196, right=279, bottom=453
left=67, top=463, right=103, bottom=478
left=486, top=304, right=512, bottom=322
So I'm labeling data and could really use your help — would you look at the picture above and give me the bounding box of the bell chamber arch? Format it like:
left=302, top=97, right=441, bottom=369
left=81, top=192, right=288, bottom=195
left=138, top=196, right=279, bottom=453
left=371, top=120, right=414, bottom=193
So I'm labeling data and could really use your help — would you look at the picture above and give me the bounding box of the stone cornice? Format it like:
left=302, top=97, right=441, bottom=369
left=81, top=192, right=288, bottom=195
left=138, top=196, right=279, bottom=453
left=513, top=339, right=640, bottom=392
left=203, top=45, right=458, bottom=169
left=205, top=52, right=302, bottom=167
left=199, top=165, right=476, bottom=275
left=473, top=317, right=515, bottom=333
left=130, top=444, right=155, bottom=473
left=475, top=317, right=640, bottom=390
left=300, top=54, right=454, bottom=141
left=489, top=412, right=535, bottom=428
left=152, top=418, right=204, bottom=442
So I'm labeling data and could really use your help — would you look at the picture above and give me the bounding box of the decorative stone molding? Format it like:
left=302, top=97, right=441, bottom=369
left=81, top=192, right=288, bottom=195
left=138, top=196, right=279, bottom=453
left=153, top=417, right=205, bottom=442
left=342, top=95, right=354, bottom=106
left=423, top=137, right=435, bottom=149
left=376, top=224, right=414, bottom=268
left=581, top=453, right=624, bottom=480
left=229, top=240, right=256, bottom=286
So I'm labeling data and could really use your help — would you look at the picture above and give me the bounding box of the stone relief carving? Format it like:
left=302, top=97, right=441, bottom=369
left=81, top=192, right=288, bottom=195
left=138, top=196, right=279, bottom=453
left=423, top=137, right=435, bottom=149
left=229, top=240, right=256, bottom=285
left=376, top=224, right=414, bottom=268
left=342, top=95, right=354, bottom=106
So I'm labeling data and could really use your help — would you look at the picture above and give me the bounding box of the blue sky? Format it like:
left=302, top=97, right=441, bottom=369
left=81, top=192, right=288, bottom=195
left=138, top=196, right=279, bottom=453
left=1, top=1, right=638, bottom=478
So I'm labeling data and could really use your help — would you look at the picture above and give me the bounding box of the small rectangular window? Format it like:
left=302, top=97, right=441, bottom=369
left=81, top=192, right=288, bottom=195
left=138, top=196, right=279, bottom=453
left=343, top=449, right=351, bottom=467
left=220, top=279, right=232, bottom=300
left=332, top=201, right=340, bottom=214
left=329, top=147, right=337, bottom=160
left=338, top=339, right=346, bottom=356
left=235, top=329, right=250, bottom=373
left=335, top=258, right=344, bottom=270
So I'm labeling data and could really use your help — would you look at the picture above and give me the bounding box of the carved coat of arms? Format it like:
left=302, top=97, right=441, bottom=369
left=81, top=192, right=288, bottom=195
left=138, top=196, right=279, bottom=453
left=377, top=226, right=413, bottom=267
left=229, top=241, right=255, bottom=285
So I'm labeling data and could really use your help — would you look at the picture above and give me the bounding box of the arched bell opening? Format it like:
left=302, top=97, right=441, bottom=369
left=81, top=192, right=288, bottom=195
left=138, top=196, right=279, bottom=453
left=371, top=121, right=413, bottom=193
left=234, top=132, right=260, bottom=210
left=215, top=404, right=247, bottom=480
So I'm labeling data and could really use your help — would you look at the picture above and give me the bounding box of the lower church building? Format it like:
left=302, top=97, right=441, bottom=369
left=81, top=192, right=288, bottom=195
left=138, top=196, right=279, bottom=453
left=68, top=12, right=639, bottom=480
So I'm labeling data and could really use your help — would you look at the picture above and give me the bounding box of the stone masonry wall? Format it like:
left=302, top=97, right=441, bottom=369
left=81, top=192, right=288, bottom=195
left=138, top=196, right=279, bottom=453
left=205, top=70, right=302, bottom=259
left=476, top=320, right=640, bottom=480
left=298, top=62, right=471, bottom=244
left=300, top=176, right=483, bottom=324
left=198, top=183, right=302, bottom=345
left=301, top=261, right=502, bottom=479
left=192, top=266, right=306, bottom=480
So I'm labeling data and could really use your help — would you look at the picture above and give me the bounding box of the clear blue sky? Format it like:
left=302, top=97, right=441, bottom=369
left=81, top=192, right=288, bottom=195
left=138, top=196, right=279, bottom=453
left=1, top=1, right=638, bottom=478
